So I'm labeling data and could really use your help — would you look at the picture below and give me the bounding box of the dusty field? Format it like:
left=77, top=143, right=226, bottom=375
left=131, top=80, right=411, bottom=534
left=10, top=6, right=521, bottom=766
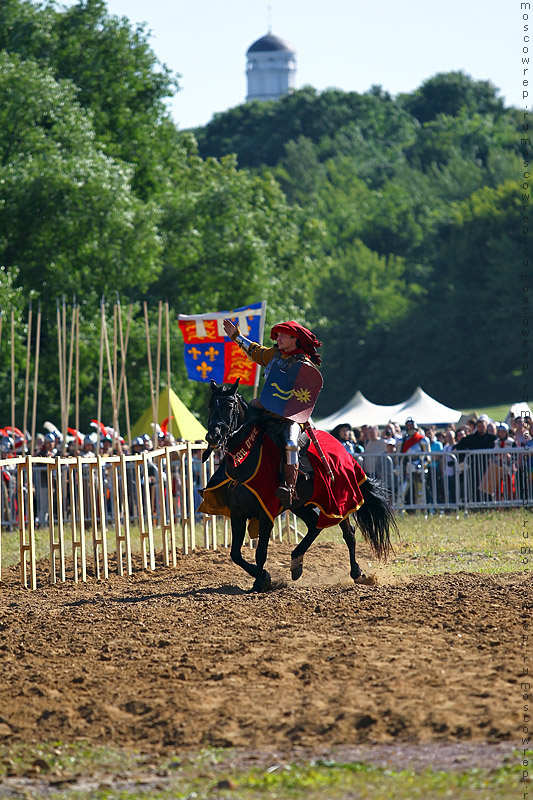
left=0, top=540, right=529, bottom=766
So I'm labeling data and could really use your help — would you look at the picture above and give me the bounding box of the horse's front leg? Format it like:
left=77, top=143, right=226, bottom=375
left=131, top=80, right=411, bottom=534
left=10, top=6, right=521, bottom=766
left=230, top=511, right=261, bottom=581
left=251, top=515, right=273, bottom=592
left=340, top=517, right=366, bottom=583
left=290, top=505, right=321, bottom=581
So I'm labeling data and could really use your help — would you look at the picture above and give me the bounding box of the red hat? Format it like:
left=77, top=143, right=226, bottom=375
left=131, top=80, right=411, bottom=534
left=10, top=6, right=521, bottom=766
left=270, top=321, right=322, bottom=366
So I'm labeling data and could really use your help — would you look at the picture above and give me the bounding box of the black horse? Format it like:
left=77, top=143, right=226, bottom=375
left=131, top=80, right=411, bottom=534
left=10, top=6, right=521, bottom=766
left=200, top=380, right=396, bottom=592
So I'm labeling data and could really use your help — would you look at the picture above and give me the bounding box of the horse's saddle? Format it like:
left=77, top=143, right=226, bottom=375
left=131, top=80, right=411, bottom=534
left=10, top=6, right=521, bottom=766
left=257, top=412, right=314, bottom=480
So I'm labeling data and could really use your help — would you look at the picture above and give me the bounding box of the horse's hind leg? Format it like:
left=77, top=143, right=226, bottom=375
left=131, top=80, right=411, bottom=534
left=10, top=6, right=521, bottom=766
left=340, top=518, right=366, bottom=583
left=290, top=505, right=321, bottom=580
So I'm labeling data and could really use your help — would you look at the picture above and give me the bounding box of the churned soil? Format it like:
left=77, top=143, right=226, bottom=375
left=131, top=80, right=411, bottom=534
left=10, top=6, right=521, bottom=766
left=0, top=541, right=529, bottom=767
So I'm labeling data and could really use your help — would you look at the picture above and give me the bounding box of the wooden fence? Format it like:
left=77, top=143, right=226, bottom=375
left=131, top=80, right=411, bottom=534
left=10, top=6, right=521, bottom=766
left=0, top=442, right=299, bottom=589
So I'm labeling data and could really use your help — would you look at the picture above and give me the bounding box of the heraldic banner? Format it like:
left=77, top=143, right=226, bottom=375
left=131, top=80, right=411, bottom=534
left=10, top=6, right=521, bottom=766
left=178, top=301, right=267, bottom=387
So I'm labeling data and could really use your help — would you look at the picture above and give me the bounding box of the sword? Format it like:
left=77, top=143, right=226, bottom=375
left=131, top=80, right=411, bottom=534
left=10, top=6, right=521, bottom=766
left=304, top=421, right=335, bottom=482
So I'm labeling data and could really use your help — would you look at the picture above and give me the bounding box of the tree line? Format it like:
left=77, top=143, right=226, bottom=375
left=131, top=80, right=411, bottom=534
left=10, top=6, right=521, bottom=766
left=0, top=0, right=522, bottom=435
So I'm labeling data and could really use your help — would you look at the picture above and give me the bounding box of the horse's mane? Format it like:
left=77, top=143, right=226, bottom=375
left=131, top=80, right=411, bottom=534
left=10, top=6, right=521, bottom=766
left=236, top=394, right=266, bottom=428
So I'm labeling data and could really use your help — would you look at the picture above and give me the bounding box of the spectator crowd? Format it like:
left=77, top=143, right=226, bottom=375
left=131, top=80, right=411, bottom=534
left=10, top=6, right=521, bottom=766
left=330, top=413, right=532, bottom=507
left=0, top=420, right=181, bottom=460
left=1, top=411, right=531, bottom=511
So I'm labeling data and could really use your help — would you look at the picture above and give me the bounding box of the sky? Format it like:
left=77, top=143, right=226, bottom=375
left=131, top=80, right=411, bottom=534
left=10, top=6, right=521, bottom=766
left=62, top=0, right=520, bottom=130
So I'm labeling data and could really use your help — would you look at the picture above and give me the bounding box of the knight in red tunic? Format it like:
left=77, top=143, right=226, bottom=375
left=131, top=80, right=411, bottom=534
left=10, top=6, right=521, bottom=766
left=222, top=318, right=322, bottom=504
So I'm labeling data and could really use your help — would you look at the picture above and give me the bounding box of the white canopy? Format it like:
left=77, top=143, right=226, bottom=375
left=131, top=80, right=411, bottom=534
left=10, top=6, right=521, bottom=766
left=505, top=401, right=533, bottom=424
left=316, top=386, right=462, bottom=430
left=315, top=390, right=405, bottom=430
left=396, top=387, right=463, bottom=426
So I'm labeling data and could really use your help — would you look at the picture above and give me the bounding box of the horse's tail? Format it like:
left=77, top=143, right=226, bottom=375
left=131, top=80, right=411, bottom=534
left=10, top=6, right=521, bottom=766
left=354, top=476, right=397, bottom=561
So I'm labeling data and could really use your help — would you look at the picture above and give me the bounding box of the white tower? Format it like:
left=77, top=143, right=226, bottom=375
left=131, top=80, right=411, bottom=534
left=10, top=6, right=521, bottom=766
left=246, top=32, right=296, bottom=103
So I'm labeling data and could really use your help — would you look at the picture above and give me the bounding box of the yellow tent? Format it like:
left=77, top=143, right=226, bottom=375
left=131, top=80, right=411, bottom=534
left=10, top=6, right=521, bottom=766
left=131, top=387, right=207, bottom=442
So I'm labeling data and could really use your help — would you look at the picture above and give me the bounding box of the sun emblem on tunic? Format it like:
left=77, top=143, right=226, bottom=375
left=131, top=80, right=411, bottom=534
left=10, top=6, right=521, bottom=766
left=293, top=387, right=312, bottom=404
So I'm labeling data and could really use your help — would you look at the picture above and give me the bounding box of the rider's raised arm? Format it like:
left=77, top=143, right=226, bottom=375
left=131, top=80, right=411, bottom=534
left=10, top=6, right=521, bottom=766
left=223, top=319, right=276, bottom=367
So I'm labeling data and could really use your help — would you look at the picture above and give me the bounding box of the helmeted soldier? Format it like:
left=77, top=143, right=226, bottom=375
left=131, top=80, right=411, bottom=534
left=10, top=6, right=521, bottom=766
left=222, top=318, right=322, bottom=505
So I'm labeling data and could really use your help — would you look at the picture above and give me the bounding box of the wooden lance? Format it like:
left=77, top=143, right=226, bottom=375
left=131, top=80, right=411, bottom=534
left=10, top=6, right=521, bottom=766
left=304, top=421, right=335, bottom=482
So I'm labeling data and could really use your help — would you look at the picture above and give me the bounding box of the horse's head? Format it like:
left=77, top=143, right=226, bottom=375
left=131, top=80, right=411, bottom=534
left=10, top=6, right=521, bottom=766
left=205, top=379, right=243, bottom=455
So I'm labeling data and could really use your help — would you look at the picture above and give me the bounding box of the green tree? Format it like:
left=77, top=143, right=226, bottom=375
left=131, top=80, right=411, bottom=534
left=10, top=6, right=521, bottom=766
left=350, top=180, right=522, bottom=409
left=406, top=110, right=519, bottom=172
left=196, top=86, right=416, bottom=169
left=0, top=267, right=36, bottom=430
left=0, top=0, right=180, bottom=197
left=400, top=71, right=506, bottom=124
left=421, top=180, right=521, bottom=405
left=0, top=53, right=161, bottom=305
left=274, top=135, right=327, bottom=206
left=154, top=145, right=327, bottom=315
left=313, top=240, right=423, bottom=415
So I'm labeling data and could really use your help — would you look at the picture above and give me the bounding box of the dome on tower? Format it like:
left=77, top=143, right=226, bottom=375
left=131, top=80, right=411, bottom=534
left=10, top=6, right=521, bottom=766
left=245, top=30, right=297, bottom=103
left=247, top=33, right=295, bottom=54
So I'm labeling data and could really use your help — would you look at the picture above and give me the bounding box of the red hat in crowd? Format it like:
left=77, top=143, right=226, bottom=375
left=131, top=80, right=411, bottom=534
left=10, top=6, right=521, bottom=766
left=270, top=321, right=322, bottom=366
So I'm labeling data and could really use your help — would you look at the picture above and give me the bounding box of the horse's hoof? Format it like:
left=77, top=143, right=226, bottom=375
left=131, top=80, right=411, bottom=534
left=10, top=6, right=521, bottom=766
left=291, top=555, right=304, bottom=581
left=354, top=573, right=378, bottom=586
left=252, top=570, right=272, bottom=592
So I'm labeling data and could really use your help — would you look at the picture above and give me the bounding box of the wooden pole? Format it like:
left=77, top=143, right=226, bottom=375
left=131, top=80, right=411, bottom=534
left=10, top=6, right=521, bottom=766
left=111, top=299, right=119, bottom=451
left=143, top=302, right=158, bottom=447
left=116, top=300, right=126, bottom=411
left=253, top=300, right=267, bottom=400
left=30, top=303, right=41, bottom=455
left=10, top=310, right=15, bottom=443
left=117, top=299, right=133, bottom=449
left=56, top=300, right=65, bottom=452
left=165, top=301, right=172, bottom=438
left=123, top=304, right=133, bottom=450
left=102, top=311, right=118, bottom=449
left=155, top=301, right=163, bottom=447
left=97, top=297, right=105, bottom=452
left=64, top=298, right=76, bottom=452
left=75, top=304, right=80, bottom=445
left=22, top=303, right=32, bottom=450
left=62, top=296, right=67, bottom=454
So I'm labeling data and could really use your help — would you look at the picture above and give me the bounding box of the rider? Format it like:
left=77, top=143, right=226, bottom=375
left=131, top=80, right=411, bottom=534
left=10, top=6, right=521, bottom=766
left=222, top=317, right=322, bottom=505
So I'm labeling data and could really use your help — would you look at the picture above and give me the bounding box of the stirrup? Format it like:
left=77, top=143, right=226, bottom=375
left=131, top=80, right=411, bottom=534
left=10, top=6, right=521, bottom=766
left=275, top=483, right=298, bottom=506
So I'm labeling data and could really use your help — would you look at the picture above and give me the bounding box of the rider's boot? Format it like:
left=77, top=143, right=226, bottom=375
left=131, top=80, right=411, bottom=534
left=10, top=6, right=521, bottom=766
left=275, top=424, right=300, bottom=506
left=275, top=462, right=299, bottom=506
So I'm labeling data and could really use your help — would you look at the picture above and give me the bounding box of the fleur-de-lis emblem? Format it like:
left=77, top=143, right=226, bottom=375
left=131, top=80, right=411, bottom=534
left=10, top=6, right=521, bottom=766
left=205, top=346, right=219, bottom=362
left=197, top=361, right=212, bottom=379
left=188, top=346, right=201, bottom=361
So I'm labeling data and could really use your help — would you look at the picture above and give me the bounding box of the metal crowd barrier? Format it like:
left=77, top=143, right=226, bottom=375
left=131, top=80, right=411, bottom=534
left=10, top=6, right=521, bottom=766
left=0, top=442, right=299, bottom=589
left=360, top=448, right=533, bottom=513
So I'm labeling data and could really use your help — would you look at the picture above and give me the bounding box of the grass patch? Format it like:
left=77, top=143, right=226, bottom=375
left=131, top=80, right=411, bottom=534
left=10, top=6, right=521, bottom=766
left=2, top=509, right=529, bottom=578
left=0, top=742, right=525, bottom=799
left=310, top=508, right=528, bottom=576
left=1, top=525, right=55, bottom=569
left=237, top=759, right=523, bottom=800
left=389, top=509, right=529, bottom=576
left=459, top=403, right=513, bottom=423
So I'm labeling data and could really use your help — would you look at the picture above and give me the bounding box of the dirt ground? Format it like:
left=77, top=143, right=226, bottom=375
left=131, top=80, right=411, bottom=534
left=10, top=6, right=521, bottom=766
left=0, top=541, right=529, bottom=769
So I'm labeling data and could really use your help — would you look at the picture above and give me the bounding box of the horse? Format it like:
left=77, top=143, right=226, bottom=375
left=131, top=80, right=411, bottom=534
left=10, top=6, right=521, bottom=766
left=199, top=379, right=396, bottom=592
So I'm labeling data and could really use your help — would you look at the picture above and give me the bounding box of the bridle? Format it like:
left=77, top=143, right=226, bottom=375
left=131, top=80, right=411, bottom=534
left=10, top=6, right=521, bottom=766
left=206, top=392, right=245, bottom=454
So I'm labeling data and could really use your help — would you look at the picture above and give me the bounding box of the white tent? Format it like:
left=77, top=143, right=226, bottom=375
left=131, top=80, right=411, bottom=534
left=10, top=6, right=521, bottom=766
left=505, top=401, right=533, bottom=425
left=395, top=387, right=462, bottom=426
left=315, top=391, right=405, bottom=430
left=316, top=386, right=462, bottom=430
